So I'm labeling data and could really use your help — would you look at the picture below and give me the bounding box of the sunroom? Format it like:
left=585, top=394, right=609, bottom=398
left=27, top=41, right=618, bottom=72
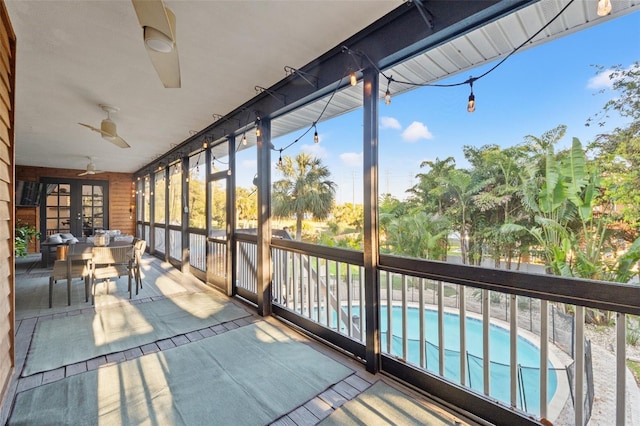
left=2, top=1, right=640, bottom=425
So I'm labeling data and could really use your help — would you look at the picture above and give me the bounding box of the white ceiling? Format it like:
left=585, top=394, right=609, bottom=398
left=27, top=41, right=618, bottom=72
left=6, top=0, right=401, bottom=173
left=6, top=0, right=640, bottom=175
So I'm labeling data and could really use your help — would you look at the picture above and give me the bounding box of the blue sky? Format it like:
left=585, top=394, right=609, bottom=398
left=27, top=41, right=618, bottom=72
left=260, top=10, right=640, bottom=204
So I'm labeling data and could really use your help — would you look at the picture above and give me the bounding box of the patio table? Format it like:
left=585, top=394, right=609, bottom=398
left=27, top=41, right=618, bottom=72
left=66, top=241, right=133, bottom=292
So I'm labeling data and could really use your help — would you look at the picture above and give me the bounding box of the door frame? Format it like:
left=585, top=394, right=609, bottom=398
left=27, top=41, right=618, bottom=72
left=40, top=177, right=109, bottom=238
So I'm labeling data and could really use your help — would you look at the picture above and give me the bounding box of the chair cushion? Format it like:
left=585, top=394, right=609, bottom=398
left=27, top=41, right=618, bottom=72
left=47, top=234, right=63, bottom=244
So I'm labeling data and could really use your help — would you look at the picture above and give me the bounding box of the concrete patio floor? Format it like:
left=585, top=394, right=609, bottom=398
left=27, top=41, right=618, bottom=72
left=2, top=253, right=483, bottom=425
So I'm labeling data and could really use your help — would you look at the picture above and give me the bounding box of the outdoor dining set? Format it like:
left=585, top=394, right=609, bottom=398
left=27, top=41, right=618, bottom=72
left=47, top=237, right=147, bottom=307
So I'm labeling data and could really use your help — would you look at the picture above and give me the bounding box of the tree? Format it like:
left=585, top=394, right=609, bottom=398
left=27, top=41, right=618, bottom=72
left=272, top=153, right=336, bottom=241
left=588, top=62, right=640, bottom=241
left=407, top=156, right=456, bottom=216
left=438, top=169, right=486, bottom=265
left=385, top=212, right=449, bottom=260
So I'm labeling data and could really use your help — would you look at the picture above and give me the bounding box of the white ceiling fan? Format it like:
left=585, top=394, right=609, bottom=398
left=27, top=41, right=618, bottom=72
left=132, top=0, right=181, bottom=88
left=78, top=157, right=105, bottom=177
left=78, top=104, right=131, bottom=149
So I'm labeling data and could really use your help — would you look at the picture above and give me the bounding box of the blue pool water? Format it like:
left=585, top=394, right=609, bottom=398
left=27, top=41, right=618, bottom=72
left=347, top=306, right=558, bottom=415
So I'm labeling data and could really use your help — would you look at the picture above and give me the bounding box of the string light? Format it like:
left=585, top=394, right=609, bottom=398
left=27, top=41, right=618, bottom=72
left=277, top=149, right=283, bottom=168
left=597, top=0, right=612, bottom=15
left=467, top=79, right=475, bottom=113
left=255, top=117, right=261, bottom=138
left=313, top=124, right=319, bottom=143
left=384, top=76, right=392, bottom=105
left=349, top=71, right=357, bottom=86
left=242, top=133, right=247, bottom=146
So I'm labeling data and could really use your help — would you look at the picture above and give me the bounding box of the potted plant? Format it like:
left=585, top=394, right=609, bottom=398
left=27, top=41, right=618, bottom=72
left=15, top=219, right=40, bottom=257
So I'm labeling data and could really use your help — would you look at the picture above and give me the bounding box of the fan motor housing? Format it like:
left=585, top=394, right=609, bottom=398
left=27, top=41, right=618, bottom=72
left=101, top=119, right=117, bottom=140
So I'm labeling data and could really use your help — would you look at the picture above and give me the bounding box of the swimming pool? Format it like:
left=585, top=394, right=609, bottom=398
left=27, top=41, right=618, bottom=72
left=331, top=305, right=558, bottom=415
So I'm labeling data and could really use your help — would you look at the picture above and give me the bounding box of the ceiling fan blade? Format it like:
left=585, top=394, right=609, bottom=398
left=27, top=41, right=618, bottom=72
left=110, top=136, right=131, bottom=149
left=132, top=0, right=174, bottom=38
left=77, top=171, right=89, bottom=177
left=146, top=47, right=181, bottom=88
left=132, top=0, right=181, bottom=88
left=78, top=122, right=101, bottom=133
left=93, top=170, right=105, bottom=175
left=79, top=122, right=114, bottom=139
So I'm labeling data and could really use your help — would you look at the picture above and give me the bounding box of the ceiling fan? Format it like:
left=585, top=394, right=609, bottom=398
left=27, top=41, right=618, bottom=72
left=78, top=104, right=130, bottom=149
left=132, top=0, right=181, bottom=88
left=78, top=157, right=104, bottom=177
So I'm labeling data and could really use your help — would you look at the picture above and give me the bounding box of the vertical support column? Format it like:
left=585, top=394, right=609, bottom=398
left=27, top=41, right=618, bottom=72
left=575, top=306, right=585, bottom=426
left=227, top=137, right=236, bottom=296
left=149, top=173, right=155, bottom=253
left=362, top=67, right=380, bottom=374
left=510, top=294, right=518, bottom=408
left=164, top=166, right=170, bottom=263
left=616, top=312, right=626, bottom=426
left=256, top=118, right=272, bottom=316
left=540, top=300, right=549, bottom=420
left=205, top=146, right=211, bottom=281
left=181, top=156, right=189, bottom=274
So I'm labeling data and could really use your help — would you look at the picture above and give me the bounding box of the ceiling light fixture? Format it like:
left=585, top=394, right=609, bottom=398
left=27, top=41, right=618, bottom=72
left=384, top=76, right=392, bottom=105
left=467, top=79, right=476, bottom=113
left=597, top=0, right=612, bottom=15
left=144, top=26, right=174, bottom=53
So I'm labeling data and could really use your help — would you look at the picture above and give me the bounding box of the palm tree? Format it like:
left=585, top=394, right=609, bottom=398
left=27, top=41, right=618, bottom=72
left=272, top=153, right=336, bottom=241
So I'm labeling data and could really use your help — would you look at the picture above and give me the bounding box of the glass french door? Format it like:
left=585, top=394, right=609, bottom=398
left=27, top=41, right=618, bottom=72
left=41, top=179, right=109, bottom=238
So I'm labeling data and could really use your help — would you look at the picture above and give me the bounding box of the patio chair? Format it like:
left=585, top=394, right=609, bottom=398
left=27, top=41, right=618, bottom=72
left=90, top=245, right=134, bottom=305
left=131, top=238, right=147, bottom=294
left=48, top=259, right=90, bottom=308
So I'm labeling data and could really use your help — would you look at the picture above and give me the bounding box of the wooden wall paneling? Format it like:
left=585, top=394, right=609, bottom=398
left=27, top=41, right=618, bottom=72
left=15, top=166, right=135, bottom=236
left=0, top=0, right=16, bottom=411
left=0, top=116, right=8, bottom=144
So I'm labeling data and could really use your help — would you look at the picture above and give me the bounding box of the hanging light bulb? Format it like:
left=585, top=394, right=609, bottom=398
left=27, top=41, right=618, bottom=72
left=255, top=117, right=261, bottom=138
left=349, top=72, right=357, bottom=86
left=202, top=141, right=208, bottom=149
left=242, top=134, right=247, bottom=146
left=467, top=79, right=476, bottom=113
left=278, top=150, right=283, bottom=168
left=597, top=0, right=612, bottom=16
left=313, top=124, right=319, bottom=144
left=384, top=76, right=392, bottom=105
left=227, top=169, right=232, bottom=176
left=467, top=93, right=475, bottom=113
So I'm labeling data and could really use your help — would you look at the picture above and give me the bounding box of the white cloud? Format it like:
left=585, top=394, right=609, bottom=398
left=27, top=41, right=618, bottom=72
left=241, top=159, right=257, bottom=168
left=401, top=121, right=433, bottom=142
left=587, top=64, right=640, bottom=90
left=340, top=152, right=363, bottom=167
left=300, top=143, right=328, bottom=159
left=587, top=69, right=616, bottom=90
left=380, top=116, right=401, bottom=130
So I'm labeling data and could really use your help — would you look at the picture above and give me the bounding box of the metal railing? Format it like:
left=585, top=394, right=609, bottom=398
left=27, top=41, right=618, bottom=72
left=236, top=233, right=257, bottom=294
left=143, top=227, right=639, bottom=425
left=270, top=240, right=365, bottom=346
left=189, top=231, right=206, bottom=272
left=168, top=228, right=181, bottom=261
left=378, top=254, right=640, bottom=425
left=232, top=238, right=638, bottom=424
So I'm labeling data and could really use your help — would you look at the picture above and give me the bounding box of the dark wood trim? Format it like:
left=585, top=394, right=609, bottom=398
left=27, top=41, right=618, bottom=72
left=380, top=254, right=640, bottom=316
